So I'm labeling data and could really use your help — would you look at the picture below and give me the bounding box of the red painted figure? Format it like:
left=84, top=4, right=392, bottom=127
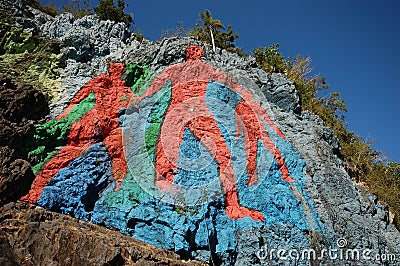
left=132, top=45, right=295, bottom=222
left=22, top=63, right=132, bottom=203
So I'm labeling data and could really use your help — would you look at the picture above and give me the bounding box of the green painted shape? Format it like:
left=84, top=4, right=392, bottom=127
left=99, top=73, right=177, bottom=210
left=105, top=172, right=150, bottom=208
left=26, top=92, right=96, bottom=173
left=120, top=96, right=129, bottom=102
left=102, top=80, right=174, bottom=208
left=125, top=62, right=164, bottom=97
left=135, top=72, right=158, bottom=96
left=127, top=152, right=163, bottom=198
left=144, top=80, right=172, bottom=156
left=125, top=62, right=150, bottom=93
left=101, top=153, right=162, bottom=210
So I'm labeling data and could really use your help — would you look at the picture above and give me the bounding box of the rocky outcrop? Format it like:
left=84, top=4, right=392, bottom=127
left=41, top=13, right=132, bottom=63
left=41, top=13, right=140, bottom=116
left=1, top=0, right=54, bottom=34
left=0, top=202, right=204, bottom=266
left=0, top=76, right=48, bottom=206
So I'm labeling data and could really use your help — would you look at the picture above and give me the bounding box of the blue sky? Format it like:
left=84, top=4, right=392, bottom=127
left=43, top=0, right=400, bottom=162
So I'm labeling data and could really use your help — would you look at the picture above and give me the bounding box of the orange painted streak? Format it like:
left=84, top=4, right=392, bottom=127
left=154, top=81, right=209, bottom=187
left=225, top=186, right=265, bottom=222
left=259, top=129, right=294, bottom=182
left=104, top=127, right=128, bottom=190
left=187, top=116, right=264, bottom=222
left=236, top=101, right=295, bottom=183
left=132, top=47, right=285, bottom=139
left=235, top=101, right=260, bottom=186
left=21, top=144, right=90, bottom=203
left=233, top=88, right=285, bottom=139
left=154, top=80, right=264, bottom=222
left=186, top=116, right=235, bottom=193
left=23, top=63, right=132, bottom=203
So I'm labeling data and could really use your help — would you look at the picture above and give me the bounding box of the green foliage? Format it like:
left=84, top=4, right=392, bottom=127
left=286, top=55, right=348, bottom=131
left=255, top=44, right=400, bottom=229
left=131, top=27, right=144, bottom=42
left=28, top=0, right=93, bottom=19
left=0, top=2, right=13, bottom=23
left=254, top=43, right=286, bottom=73
left=190, top=9, right=223, bottom=46
left=94, top=0, right=133, bottom=26
left=27, top=0, right=60, bottom=17
left=62, top=0, right=93, bottom=19
left=1, top=28, right=38, bottom=54
left=189, top=9, right=244, bottom=56
left=0, top=6, right=62, bottom=101
left=356, top=156, right=400, bottom=227
left=134, top=33, right=143, bottom=42
left=387, top=162, right=400, bottom=178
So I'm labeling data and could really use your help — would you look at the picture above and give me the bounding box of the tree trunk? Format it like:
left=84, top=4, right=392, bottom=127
left=209, top=26, right=216, bottom=52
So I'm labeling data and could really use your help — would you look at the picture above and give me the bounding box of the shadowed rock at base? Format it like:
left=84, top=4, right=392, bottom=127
left=0, top=202, right=205, bottom=265
left=0, top=76, right=48, bottom=206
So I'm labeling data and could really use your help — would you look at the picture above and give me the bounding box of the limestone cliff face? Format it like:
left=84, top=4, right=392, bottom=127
left=1, top=1, right=399, bottom=265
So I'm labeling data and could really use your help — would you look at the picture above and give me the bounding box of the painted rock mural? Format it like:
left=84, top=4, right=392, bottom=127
left=22, top=44, right=323, bottom=261
left=2, top=2, right=400, bottom=264
left=1, top=1, right=399, bottom=263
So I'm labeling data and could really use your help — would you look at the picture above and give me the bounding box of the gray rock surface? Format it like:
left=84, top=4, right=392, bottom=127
left=41, top=13, right=132, bottom=63
left=1, top=0, right=53, bottom=34
left=40, top=14, right=142, bottom=117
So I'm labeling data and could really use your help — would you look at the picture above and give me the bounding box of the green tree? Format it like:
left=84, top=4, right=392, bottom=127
left=190, top=9, right=223, bottom=52
left=94, top=0, right=133, bottom=26
left=254, top=43, right=286, bottom=73
left=27, top=0, right=59, bottom=17
left=387, top=162, right=400, bottom=179
left=220, top=25, right=240, bottom=53
left=283, top=52, right=400, bottom=228
left=189, top=9, right=243, bottom=55
left=286, top=54, right=348, bottom=130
